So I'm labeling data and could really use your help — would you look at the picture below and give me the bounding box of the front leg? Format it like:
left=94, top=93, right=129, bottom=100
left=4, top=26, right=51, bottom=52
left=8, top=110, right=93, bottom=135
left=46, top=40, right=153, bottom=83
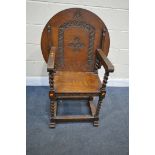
left=49, top=97, right=56, bottom=128
left=49, top=71, right=56, bottom=128
left=94, top=72, right=109, bottom=126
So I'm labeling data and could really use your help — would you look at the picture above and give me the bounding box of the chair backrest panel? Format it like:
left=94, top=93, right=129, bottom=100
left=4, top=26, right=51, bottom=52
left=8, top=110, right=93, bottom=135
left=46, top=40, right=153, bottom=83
left=41, top=8, right=110, bottom=72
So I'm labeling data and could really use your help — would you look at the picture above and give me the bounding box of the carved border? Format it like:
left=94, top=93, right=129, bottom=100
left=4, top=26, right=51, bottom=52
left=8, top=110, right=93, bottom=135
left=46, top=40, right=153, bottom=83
left=58, top=20, right=95, bottom=69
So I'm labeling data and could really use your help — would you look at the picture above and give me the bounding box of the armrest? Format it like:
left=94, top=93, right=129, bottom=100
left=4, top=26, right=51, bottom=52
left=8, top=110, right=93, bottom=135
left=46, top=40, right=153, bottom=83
left=96, top=49, right=114, bottom=72
left=47, top=47, right=56, bottom=72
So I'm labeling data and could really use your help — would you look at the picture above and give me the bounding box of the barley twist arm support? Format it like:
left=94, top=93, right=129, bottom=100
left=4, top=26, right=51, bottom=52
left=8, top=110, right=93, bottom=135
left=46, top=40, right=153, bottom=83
left=95, top=71, right=109, bottom=117
left=47, top=47, right=57, bottom=128
left=95, top=49, right=114, bottom=117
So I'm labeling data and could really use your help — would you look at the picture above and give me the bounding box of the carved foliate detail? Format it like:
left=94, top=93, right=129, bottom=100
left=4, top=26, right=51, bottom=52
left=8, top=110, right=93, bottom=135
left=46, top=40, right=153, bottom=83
left=58, top=20, right=95, bottom=69
left=68, top=37, right=85, bottom=51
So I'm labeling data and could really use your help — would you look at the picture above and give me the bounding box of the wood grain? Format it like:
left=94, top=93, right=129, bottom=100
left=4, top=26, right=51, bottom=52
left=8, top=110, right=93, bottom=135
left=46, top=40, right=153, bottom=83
left=54, top=71, right=101, bottom=94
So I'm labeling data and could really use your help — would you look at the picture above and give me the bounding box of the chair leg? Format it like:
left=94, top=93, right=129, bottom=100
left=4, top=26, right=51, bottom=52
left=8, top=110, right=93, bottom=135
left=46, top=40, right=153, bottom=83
left=94, top=71, right=109, bottom=127
left=93, top=120, right=99, bottom=127
left=87, top=97, right=98, bottom=126
left=49, top=122, right=56, bottom=128
left=48, top=71, right=56, bottom=128
left=93, top=95, right=105, bottom=127
left=49, top=99, right=56, bottom=128
left=95, top=95, right=105, bottom=117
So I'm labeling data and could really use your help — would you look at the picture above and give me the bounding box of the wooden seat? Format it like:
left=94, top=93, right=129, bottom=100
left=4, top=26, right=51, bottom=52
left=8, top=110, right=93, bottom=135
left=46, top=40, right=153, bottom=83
left=54, top=71, right=101, bottom=94
left=41, top=8, right=114, bottom=128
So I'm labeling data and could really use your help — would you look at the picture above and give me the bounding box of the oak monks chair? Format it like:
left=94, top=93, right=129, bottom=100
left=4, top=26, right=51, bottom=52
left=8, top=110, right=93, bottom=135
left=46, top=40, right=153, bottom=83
left=41, top=8, right=114, bottom=128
